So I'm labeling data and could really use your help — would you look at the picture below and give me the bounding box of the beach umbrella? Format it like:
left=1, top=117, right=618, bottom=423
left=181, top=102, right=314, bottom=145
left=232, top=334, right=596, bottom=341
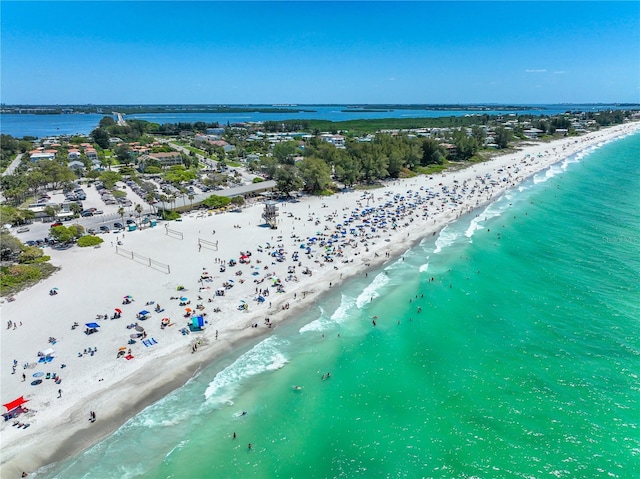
left=85, top=322, right=100, bottom=328
left=114, top=308, right=122, bottom=314
left=180, top=297, right=188, bottom=302
left=118, top=347, right=127, bottom=351
left=124, top=295, right=133, bottom=299
left=185, top=308, right=192, bottom=313
left=139, top=310, right=150, bottom=316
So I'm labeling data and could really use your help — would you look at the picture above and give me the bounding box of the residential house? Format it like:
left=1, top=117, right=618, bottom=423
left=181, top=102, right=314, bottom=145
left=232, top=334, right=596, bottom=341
left=523, top=128, right=544, bottom=140
left=68, top=160, right=85, bottom=172
left=320, top=133, right=345, bottom=148
left=28, top=149, right=56, bottom=161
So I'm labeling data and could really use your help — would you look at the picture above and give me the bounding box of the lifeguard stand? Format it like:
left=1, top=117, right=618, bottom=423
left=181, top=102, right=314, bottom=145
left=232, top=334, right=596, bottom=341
left=262, top=201, right=279, bottom=229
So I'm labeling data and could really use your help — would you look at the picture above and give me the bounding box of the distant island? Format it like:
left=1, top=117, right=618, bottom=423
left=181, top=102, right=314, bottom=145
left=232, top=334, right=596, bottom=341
left=7, top=103, right=640, bottom=116
left=0, top=105, right=320, bottom=115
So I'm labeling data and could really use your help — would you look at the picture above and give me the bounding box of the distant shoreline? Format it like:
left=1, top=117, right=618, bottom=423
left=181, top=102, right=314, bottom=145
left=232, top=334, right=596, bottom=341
left=3, top=103, right=639, bottom=116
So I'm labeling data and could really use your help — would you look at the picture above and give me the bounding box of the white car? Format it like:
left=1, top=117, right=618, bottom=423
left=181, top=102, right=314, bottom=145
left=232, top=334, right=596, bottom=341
left=17, top=226, right=30, bottom=233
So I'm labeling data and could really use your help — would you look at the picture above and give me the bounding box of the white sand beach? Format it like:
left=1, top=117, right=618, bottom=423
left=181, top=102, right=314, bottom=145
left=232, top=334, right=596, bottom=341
left=1, top=122, right=638, bottom=477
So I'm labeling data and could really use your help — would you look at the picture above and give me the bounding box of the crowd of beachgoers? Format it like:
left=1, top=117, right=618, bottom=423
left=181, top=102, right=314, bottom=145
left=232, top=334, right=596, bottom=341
left=1, top=122, right=638, bottom=477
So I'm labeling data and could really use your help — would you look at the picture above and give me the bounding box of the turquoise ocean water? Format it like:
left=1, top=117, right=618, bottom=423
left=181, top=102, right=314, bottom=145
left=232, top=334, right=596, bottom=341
left=38, top=133, right=639, bottom=479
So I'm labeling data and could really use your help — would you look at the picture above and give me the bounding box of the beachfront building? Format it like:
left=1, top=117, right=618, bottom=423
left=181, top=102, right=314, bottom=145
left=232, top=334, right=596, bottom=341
left=523, top=128, right=544, bottom=140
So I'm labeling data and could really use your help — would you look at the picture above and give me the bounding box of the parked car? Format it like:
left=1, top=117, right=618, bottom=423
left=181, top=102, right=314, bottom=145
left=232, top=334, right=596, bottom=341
left=113, top=222, right=123, bottom=229
left=126, top=219, right=136, bottom=225
left=50, top=222, right=63, bottom=228
left=81, top=210, right=93, bottom=217
left=17, top=226, right=30, bottom=233
left=94, top=210, right=104, bottom=215
left=87, top=228, right=97, bottom=235
left=99, top=225, right=110, bottom=233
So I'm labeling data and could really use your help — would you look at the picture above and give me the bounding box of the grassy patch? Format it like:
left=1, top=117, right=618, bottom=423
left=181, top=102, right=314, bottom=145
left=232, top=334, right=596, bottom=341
left=0, top=262, right=59, bottom=296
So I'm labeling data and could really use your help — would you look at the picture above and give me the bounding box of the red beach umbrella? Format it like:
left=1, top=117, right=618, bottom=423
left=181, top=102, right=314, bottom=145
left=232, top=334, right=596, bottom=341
left=115, top=308, right=122, bottom=314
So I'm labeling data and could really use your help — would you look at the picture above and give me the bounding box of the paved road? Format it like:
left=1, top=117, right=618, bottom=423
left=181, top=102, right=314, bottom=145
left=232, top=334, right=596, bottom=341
left=2, top=153, right=23, bottom=177
left=114, top=112, right=127, bottom=126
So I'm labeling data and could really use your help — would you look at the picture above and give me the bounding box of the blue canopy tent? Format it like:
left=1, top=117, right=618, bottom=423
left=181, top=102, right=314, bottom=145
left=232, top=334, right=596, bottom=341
left=188, top=315, right=205, bottom=332
left=85, top=323, right=100, bottom=335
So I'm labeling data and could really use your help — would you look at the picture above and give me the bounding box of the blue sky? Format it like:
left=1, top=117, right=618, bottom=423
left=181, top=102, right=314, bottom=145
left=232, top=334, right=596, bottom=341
left=1, top=1, right=638, bottom=104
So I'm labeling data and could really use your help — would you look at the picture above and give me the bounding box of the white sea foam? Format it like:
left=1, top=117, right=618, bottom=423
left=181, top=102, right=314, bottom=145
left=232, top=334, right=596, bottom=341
left=465, top=197, right=513, bottom=239
left=418, top=260, right=429, bottom=273
left=331, top=294, right=357, bottom=322
left=298, top=318, right=326, bottom=333
left=533, top=164, right=564, bottom=184
left=356, top=273, right=389, bottom=309
left=433, top=225, right=459, bottom=254
left=204, top=336, right=288, bottom=402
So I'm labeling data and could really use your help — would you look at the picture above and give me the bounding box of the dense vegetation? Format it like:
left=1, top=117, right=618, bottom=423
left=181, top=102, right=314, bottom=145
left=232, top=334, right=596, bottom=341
left=0, top=230, right=58, bottom=296
left=1, top=134, right=33, bottom=171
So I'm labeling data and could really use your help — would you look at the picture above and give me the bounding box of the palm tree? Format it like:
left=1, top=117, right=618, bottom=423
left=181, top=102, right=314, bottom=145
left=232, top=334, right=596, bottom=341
left=117, top=206, right=125, bottom=225
left=134, top=203, right=143, bottom=225
left=188, top=194, right=195, bottom=210
left=146, top=192, right=156, bottom=215
left=159, top=194, right=169, bottom=212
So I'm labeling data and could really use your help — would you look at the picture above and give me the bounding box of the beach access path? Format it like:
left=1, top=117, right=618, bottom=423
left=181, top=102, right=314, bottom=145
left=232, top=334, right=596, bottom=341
left=1, top=122, right=638, bottom=477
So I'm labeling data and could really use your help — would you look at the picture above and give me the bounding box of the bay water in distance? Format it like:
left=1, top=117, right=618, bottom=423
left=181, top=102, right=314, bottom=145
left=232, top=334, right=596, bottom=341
left=1, top=104, right=633, bottom=138
left=39, top=132, right=639, bottom=478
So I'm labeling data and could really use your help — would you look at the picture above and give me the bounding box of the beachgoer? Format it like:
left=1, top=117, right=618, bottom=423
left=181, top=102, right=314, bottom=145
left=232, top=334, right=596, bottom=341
left=58, top=389, right=62, bottom=398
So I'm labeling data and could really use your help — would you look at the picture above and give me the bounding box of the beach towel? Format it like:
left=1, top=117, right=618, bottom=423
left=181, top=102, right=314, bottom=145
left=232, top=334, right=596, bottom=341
left=142, top=339, right=151, bottom=347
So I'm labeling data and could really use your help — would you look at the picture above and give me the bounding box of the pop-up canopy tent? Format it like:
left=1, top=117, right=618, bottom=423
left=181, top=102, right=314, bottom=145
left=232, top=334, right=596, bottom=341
left=189, top=315, right=205, bottom=332
left=3, top=396, right=28, bottom=412
left=2, top=396, right=29, bottom=421
left=41, top=348, right=55, bottom=357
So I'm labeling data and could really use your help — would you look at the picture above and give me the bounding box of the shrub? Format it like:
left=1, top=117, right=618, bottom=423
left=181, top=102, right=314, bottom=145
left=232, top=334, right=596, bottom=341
left=77, top=235, right=104, bottom=247
left=201, top=195, right=231, bottom=209
left=161, top=210, right=181, bottom=221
